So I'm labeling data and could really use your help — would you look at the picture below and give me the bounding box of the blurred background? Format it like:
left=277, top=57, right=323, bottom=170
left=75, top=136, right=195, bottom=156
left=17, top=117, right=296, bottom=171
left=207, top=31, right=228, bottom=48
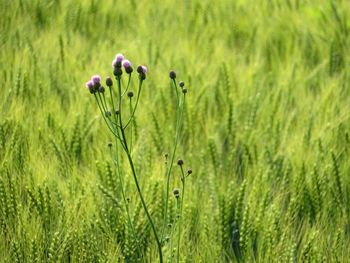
left=0, top=0, right=350, bottom=262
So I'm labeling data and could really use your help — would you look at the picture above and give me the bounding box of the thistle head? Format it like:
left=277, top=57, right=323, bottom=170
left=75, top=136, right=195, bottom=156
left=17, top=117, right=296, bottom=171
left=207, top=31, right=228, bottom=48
left=122, top=59, right=131, bottom=68
left=112, top=53, right=124, bottom=68
left=137, top=65, right=147, bottom=80
left=106, top=76, right=113, bottom=87
left=113, top=67, right=123, bottom=77
left=92, top=75, right=101, bottom=88
left=86, top=80, right=94, bottom=93
left=122, top=59, right=133, bottom=74
left=137, top=65, right=147, bottom=74
left=173, top=188, right=180, bottom=198
left=127, top=91, right=134, bottom=98
left=169, top=70, right=176, bottom=80
left=115, top=53, right=124, bottom=62
left=98, top=86, right=105, bottom=93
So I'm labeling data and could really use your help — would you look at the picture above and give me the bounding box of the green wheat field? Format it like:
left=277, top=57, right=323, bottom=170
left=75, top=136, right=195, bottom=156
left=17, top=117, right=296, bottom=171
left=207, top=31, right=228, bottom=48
left=1, top=0, right=350, bottom=262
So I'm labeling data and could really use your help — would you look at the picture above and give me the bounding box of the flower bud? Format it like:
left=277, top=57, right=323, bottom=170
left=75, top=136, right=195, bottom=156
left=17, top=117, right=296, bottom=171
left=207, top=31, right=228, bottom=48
left=115, top=53, right=124, bottom=63
left=86, top=80, right=95, bottom=94
left=137, top=65, right=143, bottom=74
left=122, top=59, right=131, bottom=68
left=113, top=67, right=123, bottom=77
left=106, top=76, right=113, bottom=87
left=112, top=59, right=122, bottom=68
left=169, top=70, right=176, bottom=79
left=173, top=188, right=180, bottom=198
left=108, top=142, right=112, bottom=147
left=92, top=75, right=101, bottom=89
left=127, top=91, right=134, bottom=98
left=137, top=65, right=147, bottom=74
left=182, top=88, right=187, bottom=94
left=122, top=59, right=133, bottom=74
left=177, top=159, right=184, bottom=166
left=125, top=66, right=133, bottom=74
left=187, top=169, right=192, bottom=175
left=92, top=75, right=101, bottom=84
left=98, top=86, right=105, bottom=93
left=179, top=81, right=185, bottom=88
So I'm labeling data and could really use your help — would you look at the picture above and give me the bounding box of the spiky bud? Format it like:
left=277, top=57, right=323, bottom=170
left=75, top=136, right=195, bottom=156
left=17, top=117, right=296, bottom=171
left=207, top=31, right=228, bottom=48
left=127, top=91, right=134, bottom=98
left=98, top=86, right=105, bottom=93
left=125, top=66, right=133, bottom=74
left=106, top=76, right=113, bottom=87
left=173, top=188, right=180, bottom=198
left=169, top=70, right=176, bottom=79
left=113, top=67, right=123, bottom=77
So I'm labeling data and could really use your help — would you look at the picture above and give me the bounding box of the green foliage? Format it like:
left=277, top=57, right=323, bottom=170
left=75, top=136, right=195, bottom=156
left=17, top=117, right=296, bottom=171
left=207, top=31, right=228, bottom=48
left=1, top=0, right=350, bottom=262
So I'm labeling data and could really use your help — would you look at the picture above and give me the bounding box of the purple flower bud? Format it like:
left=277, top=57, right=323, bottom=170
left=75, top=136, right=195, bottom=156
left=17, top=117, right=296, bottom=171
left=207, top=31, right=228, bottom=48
left=122, top=59, right=132, bottom=69
left=137, top=65, right=147, bottom=80
left=92, top=75, right=101, bottom=84
left=91, top=75, right=101, bottom=89
left=86, top=80, right=94, bottom=89
left=115, top=53, right=124, bottom=62
left=141, top=66, right=147, bottom=74
left=112, top=58, right=118, bottom=68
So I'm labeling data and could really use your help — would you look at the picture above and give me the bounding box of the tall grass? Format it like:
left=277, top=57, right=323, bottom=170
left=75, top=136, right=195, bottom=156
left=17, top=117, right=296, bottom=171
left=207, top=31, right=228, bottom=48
left=1, top=0, right=350, bottom=262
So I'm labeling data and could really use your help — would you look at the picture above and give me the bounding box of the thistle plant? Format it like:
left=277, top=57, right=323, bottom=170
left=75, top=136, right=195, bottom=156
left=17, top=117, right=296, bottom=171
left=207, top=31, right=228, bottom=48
left=84, top=53, right=190, bottom=262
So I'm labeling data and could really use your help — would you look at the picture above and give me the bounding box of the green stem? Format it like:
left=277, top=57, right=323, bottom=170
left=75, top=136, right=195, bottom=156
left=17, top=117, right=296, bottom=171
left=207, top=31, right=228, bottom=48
left=94, top=93, right=121, bottom=140
left=129, top=98, right=133, bottom=153
left=177, top=166, right=186, bottom=263
left=121, top=74, right=132, bottom=97
left=117, top=76, right=163, bottom=263
left=123, top=80, right=143, bottom=129
left=161, top=83, right=184, bottom=241
left=109, top=145, right=144, bottom=262
left=169, top=198, right=179, bottom=263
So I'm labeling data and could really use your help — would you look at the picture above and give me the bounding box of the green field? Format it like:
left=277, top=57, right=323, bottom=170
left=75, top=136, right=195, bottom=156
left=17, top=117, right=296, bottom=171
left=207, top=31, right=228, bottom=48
left=1, top=0, right=350, bottom=262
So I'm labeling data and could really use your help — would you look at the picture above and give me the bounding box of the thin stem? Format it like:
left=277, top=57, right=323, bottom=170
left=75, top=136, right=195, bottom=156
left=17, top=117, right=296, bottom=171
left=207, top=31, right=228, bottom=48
left=129, top=98, right=133, bottom=153
left=117, top=76, right=163, bottom=263
left=109, top=145, right=145, bottom=262
left=161, top=83, right=185, bottom=241
left=101, top=92, right=109, bottom=112
left=109, top=86, right=123, bottom=131
left=121, top=74, right=132, bottom=97
left=169, top=198, right=179, bottom=263
left=177, top=166, right=186, bottom=263
left=94, top=93, right=121, bottom=140
left=123, top=80, right=143, bottom=129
